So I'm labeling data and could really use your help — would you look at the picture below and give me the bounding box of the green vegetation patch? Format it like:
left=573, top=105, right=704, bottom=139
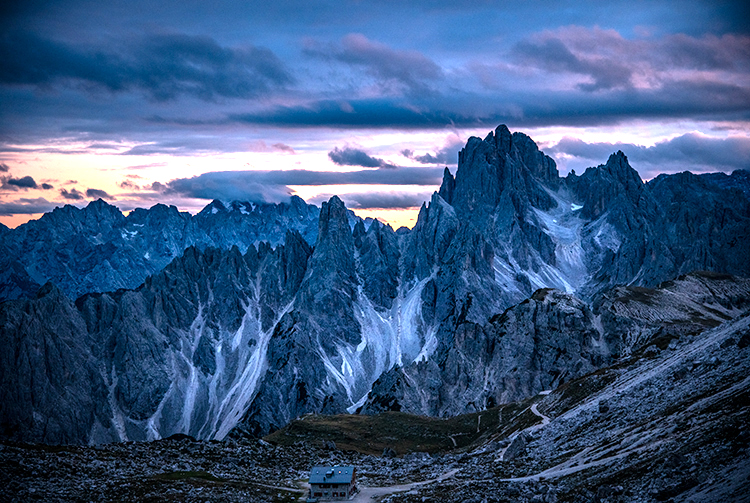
left=265, top=397, right=549, bottom=456
left=266, top=408, right=508, bottom=455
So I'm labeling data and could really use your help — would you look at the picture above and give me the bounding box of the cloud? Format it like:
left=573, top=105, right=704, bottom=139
left=86, top=143, right=121, bottom=150
left=548, top=132, right=750, bottom=177
left=0, top=163, right=9, bottom=172
left=304, top=33, right=443, bottom=95
left=2, top=175, right=37, bottom=189
left=514, top=36, right=633, bottom=91
left=272, top=143, right=295, bottom=154
left=86, top=188, right=111, bottom=199
left=241, top=140, right=297, bottom=154
left=118, top=136, right=255, bottom=156
left=230, top=98, right=475, bottom=129
left=164, top=173, right=292, bottom=203
left=119, top=179, right=140, bottom=190
left=124, top=162, right=168, bottom=170
left=0, top=197, right=58, bottom=216
left=335, top=191, right=435, bottom=209
left=328, top=146, right=396, bottom=168
left=0, top=31, right=294, bottom=101
left=60, top=188, right=84, bottom=200
left=401, top=133, right=463, bottom=165
left=41, top=183, right=53, bottom=190
left=228, top=72, right=750, bottom=129
left=511, top=28, right=750, bottom=93
left=163, top=167, right=443, bottom=203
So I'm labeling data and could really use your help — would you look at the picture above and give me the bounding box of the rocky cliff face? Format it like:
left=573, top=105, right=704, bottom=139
left=1, top=125, right=748, bottom=444
left=362, top=272, right=750, bottom=417
left=1, top=231, right=315, bottom=443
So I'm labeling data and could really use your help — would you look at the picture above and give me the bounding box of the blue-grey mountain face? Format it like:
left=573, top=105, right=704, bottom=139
left=0, top=196, right=320, bottom=303
left=1, top=125, right=748, bottom=444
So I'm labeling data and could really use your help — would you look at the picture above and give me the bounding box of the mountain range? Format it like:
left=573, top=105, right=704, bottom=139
left=1, top=125, right=748, bottom=445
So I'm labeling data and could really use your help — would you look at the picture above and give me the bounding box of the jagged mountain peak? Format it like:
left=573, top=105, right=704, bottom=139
left=37, top=198, right=123, bottom=227
left=602, top=150, right=642, bottom=186
left=438, top=166, right=456, bottom=204
left=127, top=202, right=188, bottom=223
left=317, top=195, right=350, bottom=244
left=85, top=197, right=116, bottom=210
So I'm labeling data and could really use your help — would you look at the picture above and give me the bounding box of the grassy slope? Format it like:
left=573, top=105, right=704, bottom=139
left=264, top=397, right=543, bottom=456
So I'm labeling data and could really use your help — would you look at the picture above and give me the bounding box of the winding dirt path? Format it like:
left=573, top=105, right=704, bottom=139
left=530, top=403, right=550, bottom=425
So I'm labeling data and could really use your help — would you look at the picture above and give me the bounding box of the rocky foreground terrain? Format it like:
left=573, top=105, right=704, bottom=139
left=3, top=297, right=748, bottom=502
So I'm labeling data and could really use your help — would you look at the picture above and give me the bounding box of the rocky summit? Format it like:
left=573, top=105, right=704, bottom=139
left=1, top=125, right=749, bottom=500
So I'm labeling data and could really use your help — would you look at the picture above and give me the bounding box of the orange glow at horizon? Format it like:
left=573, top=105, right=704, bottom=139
left=351, top=207, right=422, bottom=230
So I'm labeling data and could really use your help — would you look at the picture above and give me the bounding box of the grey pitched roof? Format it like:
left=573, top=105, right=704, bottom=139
left=309, top=465, right=355, bottom=484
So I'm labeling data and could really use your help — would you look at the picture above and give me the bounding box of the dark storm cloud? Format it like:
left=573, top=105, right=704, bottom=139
left=86, top=188, right=111, bottom=199
left=41, top=183, right=53, bottom=190
left=0, top=197, right=58, bottom=216
left=60, top=188, right=84, bottom=200
left=328, top=146, right=396, bottom=169
left=163, top=167, right=443, bottom=203
left=0, top=31, right=294, bottom=101
left=304, top=34, right=443, bottom=95
left=549, top=133, right=750, bottom=176
left=0, top=163, right=9, bottom=172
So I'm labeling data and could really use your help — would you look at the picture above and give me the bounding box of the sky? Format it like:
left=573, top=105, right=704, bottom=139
left=1, top=0, right=749, bottom=229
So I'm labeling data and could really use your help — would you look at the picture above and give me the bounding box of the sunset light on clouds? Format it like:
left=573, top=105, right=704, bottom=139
left=1, top=0, right=748, bottom=228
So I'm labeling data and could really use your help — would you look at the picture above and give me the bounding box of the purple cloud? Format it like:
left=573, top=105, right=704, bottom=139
left=401, top=134, right=464, bottom=165
left=336, top=191, right=435, bottom=209
left=305, top=33, right=443, bottom=95
left=60, top=188, right=84, bottom=200
left=2, top=175, right=37, bottom=189
left=0, top=31, right=294, bottom=101
left=0, top=197, right=58, bottom=216
left=86, top=188, right=112, bottom=199
left=328, top=146, right=396, bottom=169
left=272, top=143, right=295, bottom=154
left=512, top=28, right=750, bottom=93
left=163, top=167, right=443, bottom=204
